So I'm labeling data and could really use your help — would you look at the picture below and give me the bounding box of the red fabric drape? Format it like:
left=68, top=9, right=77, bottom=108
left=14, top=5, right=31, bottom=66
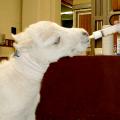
left=36, top=56, right=120, bottom=120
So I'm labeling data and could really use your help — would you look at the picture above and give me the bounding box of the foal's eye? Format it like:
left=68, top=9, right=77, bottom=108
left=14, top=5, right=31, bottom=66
left=54, top=36, right=61, bottom=45
left=82, top=32, right=88, bottom=36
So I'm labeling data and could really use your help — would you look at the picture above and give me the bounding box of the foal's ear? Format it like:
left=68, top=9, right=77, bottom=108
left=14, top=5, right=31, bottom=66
left=11, top=32, right=25, bottom=43
left=12, top=32, right=33, bottom=49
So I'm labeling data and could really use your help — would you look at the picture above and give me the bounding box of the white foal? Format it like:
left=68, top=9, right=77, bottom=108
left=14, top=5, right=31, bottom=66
left=0, top=21, right=89, bottom=120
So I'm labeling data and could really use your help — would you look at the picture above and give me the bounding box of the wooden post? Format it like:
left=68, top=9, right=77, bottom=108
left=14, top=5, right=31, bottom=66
left=90, top=38, right=95, bottom=56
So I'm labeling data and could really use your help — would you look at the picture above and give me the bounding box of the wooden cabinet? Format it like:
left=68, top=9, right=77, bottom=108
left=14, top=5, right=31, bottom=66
left=73, top=4, right=92, bottom=35
left=91, top=0, right=120, bottom=47
left=0, top=39, right=14, bottom=61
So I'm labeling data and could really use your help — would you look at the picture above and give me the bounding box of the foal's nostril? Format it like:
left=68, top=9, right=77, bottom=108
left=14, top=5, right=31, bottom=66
left=86, top=39, right=90, bottom=43
left=81, top=38, right=89, bottom=44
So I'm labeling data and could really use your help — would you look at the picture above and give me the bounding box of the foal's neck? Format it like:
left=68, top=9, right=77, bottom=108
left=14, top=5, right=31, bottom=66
left=12, top=52, right=49, bottom=82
